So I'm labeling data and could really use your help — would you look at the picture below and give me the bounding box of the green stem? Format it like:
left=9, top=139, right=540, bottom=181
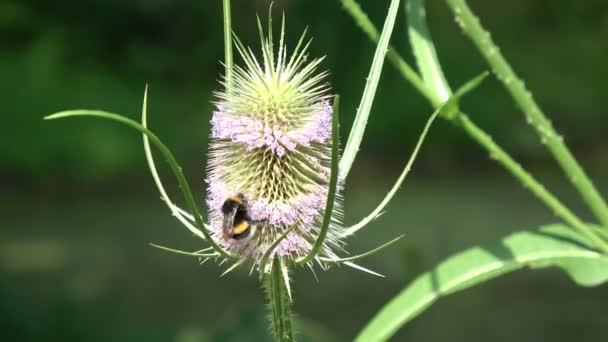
left=264, top=258, right=294, bottom=342
left=222, top=0, right=233, bottom=94
left=457, top=113, right=608, bottom=253
left=445, top=0, right=608, bottom=229
left=339, top=0, right=438, bottom=104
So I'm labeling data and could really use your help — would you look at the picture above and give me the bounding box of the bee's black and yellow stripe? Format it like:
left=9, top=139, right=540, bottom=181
left=226, top=195, right=244, bottom=205
left=221, top=194, right=253, bottom=240
left=232, top=220, right=250, bottom=235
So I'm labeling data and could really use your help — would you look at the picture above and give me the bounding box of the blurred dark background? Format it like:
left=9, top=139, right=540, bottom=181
left=2, top=0, right=607, bottom=341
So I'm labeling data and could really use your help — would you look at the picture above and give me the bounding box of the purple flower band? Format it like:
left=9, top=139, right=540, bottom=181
left=211, top=100, right=332, bottom=157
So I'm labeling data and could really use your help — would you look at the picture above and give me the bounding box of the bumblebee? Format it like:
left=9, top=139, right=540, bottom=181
left=221, top=194, right=255, bottom=240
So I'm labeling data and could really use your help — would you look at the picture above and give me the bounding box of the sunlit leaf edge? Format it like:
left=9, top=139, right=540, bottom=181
left=355, top=223, right=608, bottom=341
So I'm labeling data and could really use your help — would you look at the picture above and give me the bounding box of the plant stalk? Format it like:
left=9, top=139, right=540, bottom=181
left=338, top=0, right=437, bottom=104
left=338, top=0, right=608, bottom=251
left=456, top=113, right=608, bottom=253
left=445, top=0, right=608, bottom=229
left=264, top=258, right=294, bottom=342
left=222, top=0, right=233, bottom=93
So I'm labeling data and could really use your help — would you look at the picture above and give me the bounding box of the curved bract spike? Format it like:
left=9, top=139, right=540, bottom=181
left=296, top=95, right=340, bottom=264
left=343, top=261, right=384, bottom=278
left=342, top=109, right=439, bottom=237
left=320, top=235, right=404, bottom=263
left=164, top=200, right=215, bottom=231
left=279, top=258, right=293, bottom=301
left=220, top=258, right=247, bottom=277
left=343, top=71, right=490, bottom=237
left=259, top=220, right=300, bottom=277
left=44, top=97, right=233, bottom=259
left=149, top=243, right=219, bottom=258
left=141, top=86, right=211, bottom=242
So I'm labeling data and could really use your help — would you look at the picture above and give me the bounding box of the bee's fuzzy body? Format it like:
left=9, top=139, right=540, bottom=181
left=221, top=194, right=254, bottom=240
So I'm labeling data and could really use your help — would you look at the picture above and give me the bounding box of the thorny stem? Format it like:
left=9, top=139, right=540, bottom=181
left=223, top=0, right=234, bottom=94
left=338, top=0, right=437, bottom=104
left=264, top=258, right=294, bottom=342
left=446, top=0, right=608, bottom=229
left=338, top=0, right=608, bottom=251
left=457, top=113, right=608, bottom=253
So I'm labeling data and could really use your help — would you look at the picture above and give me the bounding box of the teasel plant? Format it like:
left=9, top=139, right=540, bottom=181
left=44, top=0, right=608, bottom=341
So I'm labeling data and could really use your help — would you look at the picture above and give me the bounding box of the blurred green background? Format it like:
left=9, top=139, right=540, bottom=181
left=2, top=0, right=608, bottom=341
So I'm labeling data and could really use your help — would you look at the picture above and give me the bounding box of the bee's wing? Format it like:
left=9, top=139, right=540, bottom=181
left=223, top=207, right=237, bottom=234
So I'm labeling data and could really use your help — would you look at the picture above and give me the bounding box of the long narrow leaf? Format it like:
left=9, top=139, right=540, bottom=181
left=339, top=0, right=439, bottom=106
left=44, top=109, right=233, bottom=259
left=320, top=235, right=404, bottom=263
left=343, top=72, right=488, bottom=237
left=406, top=0, right=452, bottom=101
left=355, top=224, right=608, bottom=341
left=297, top=96, right=340, bottom=264
left=141, top=87, right=209, bottom=241
left=339, top=0, right=401, bottom=179
left=149, top=243, right=218, bottom=258
left=342, top=109, right=438, bottom=237
left=259, top=221, right=299, bottom=276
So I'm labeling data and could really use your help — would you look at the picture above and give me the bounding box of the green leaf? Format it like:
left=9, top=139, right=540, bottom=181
left=406, top=0, right=452, bottom=102
left=343, top=71, right=486, bottom=237
left=141, top=86, right=211, bottom=241
left=44, top=108, right=233, bottom=259
left=260, top=220, right=299, bottom=276
left=297, top=96, right=340, bottom=264
left=342, top=107, right=438, bottom=237
left=339, top=0, right=439, bottom=106
left=355, top=224, right=608, bottom=341
left=339, top=0, right=401, bottom=179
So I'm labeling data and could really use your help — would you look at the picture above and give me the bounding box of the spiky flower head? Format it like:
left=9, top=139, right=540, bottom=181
left=206, top=19, right=343, bottom=267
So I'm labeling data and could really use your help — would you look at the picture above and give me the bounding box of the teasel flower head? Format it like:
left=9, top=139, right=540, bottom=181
left=206, top=18, right=344, bottom=269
